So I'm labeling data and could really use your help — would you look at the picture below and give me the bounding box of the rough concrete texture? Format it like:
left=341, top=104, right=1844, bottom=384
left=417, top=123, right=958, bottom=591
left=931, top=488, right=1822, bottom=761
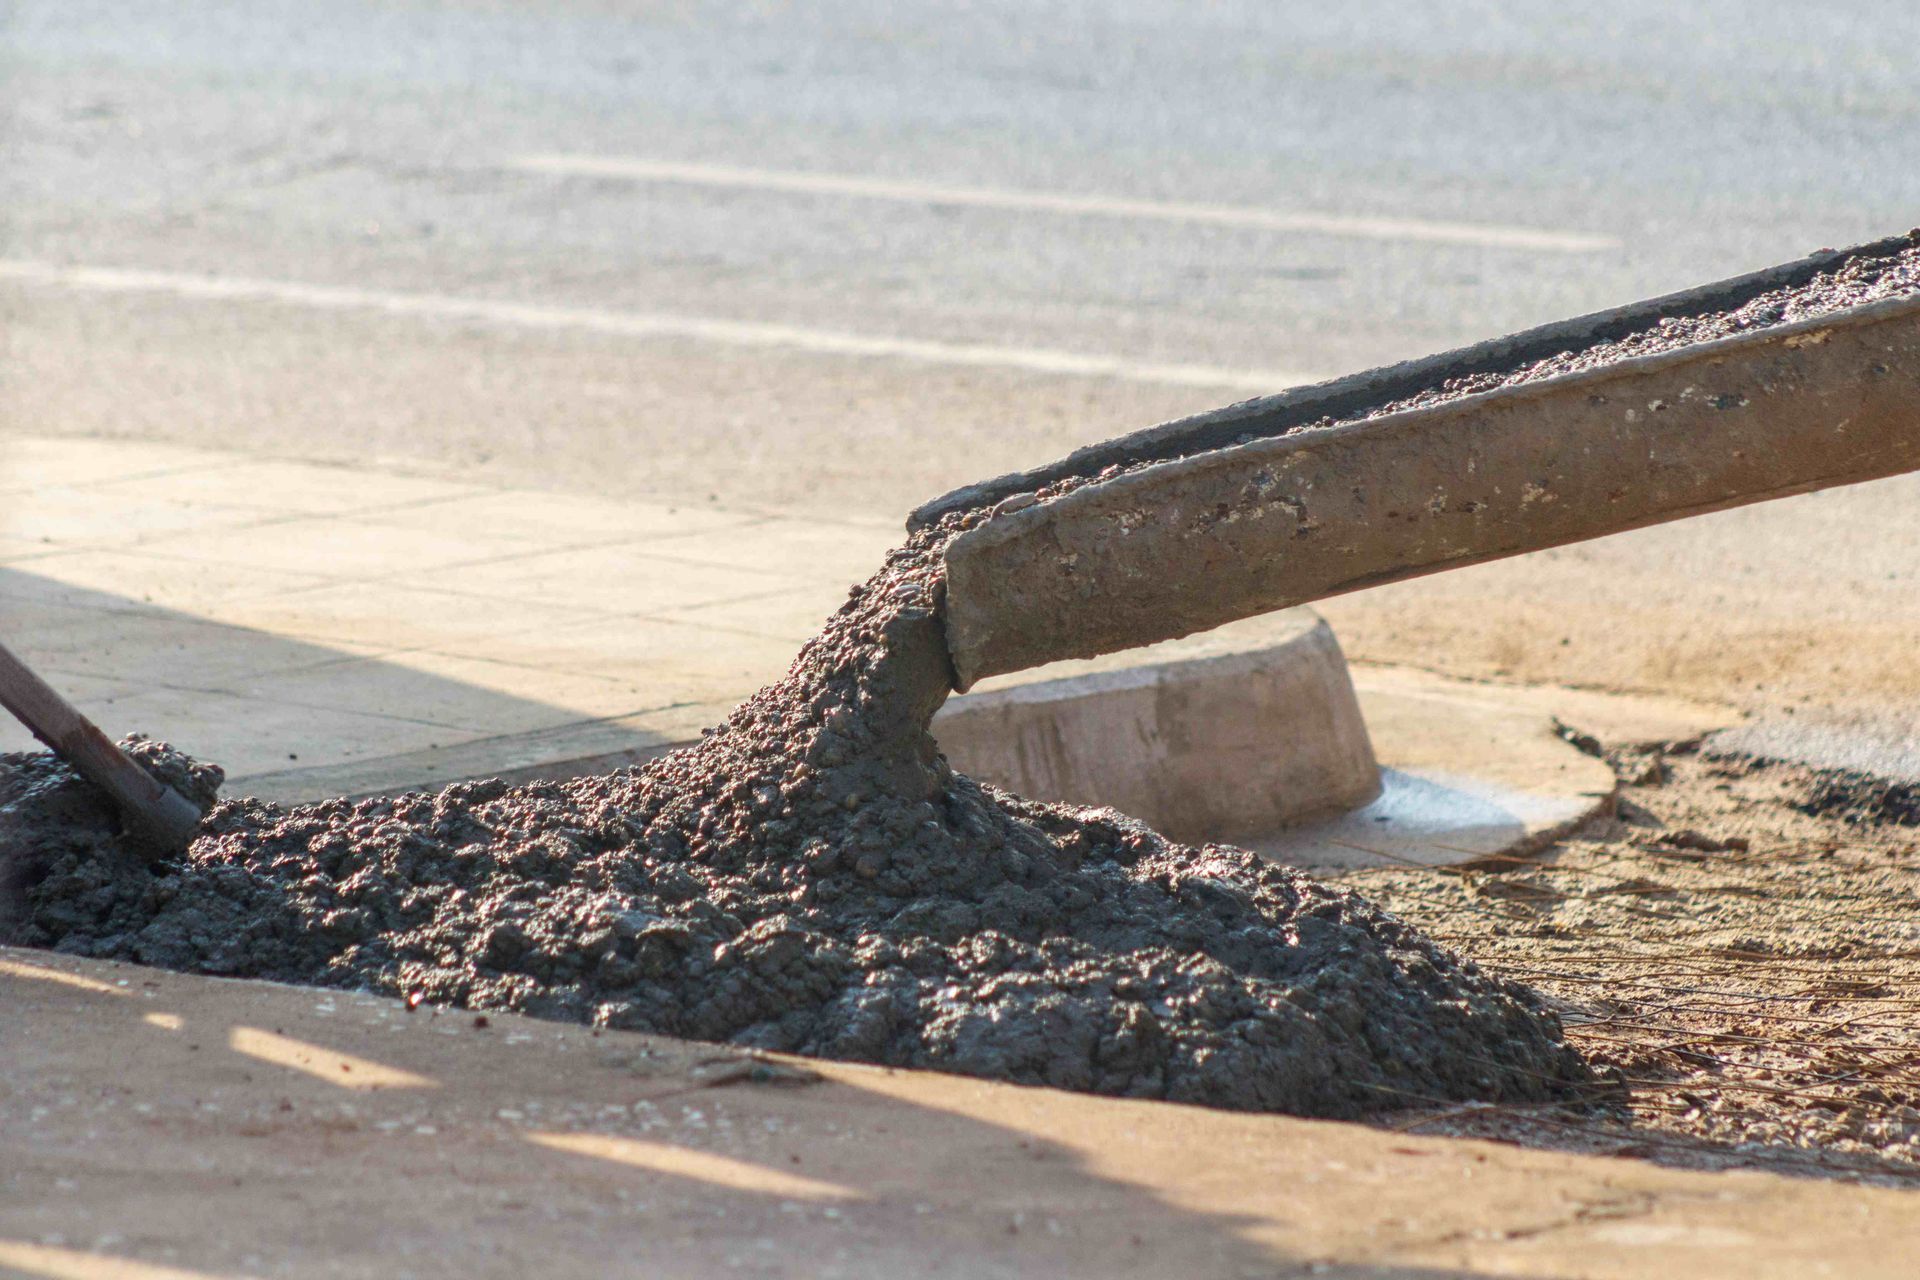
left=0, top=735, right=223, bottom=935
left=1709, top=711, right=1920, bottom=789
left=1, top=523, right=1590, bottom=1118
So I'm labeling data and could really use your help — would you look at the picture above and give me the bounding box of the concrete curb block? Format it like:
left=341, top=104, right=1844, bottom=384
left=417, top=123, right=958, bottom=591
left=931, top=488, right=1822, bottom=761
left=932, top=610, right=1378, bottom=843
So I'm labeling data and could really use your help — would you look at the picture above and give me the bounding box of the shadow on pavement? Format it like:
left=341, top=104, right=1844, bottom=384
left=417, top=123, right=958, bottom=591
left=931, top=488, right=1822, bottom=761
left=0, top=949, right=1580, bottom=1279
left=0, top=566, right=690, bottom=802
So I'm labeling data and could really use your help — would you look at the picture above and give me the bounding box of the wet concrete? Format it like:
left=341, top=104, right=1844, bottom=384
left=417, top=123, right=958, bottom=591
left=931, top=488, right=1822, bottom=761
left=922, top=234, right=1920, bottom=526
left=1, top=522, right=1589, bottom=1118
left=938, top=235, right=1920, bottom=684
left=13, top=239, right=1916, bottom=1119
left=40, top=235, right=1915, bottom=1122
left=1362, top=237, right=1920, bottom=411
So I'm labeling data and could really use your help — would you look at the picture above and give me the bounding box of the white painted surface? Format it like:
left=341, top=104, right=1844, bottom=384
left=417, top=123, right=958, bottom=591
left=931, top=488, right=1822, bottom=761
left=511, top=155, right=1622, bottom=254
left=0, top=261, right=1317, bottom=393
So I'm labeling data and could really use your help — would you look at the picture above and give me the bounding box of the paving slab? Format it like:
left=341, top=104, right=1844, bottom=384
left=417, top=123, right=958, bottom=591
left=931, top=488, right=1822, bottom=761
left=0, top=437, right=242, bottom=495
left=83, top=458, right=491, bottom=516
left=0, top=438, right=896, bottom=799
left=3, top=946, right=1915, bottom=1280
left=2, top=550, right=337, bottom=613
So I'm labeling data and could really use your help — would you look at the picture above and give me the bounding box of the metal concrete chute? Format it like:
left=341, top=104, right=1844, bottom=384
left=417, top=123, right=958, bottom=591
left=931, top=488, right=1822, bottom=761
left=928, top=233, right=1920, bottom=691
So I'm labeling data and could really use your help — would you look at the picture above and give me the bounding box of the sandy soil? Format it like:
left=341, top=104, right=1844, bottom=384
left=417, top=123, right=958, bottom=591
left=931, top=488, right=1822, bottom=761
left=1341, top=740, right=1920, bottom=1187
left=14, top=939, right=1920, bottom=1280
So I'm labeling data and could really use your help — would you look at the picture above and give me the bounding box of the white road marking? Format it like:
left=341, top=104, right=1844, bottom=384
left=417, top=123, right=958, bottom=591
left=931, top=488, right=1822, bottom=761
left=0, top=260, right=1317, bottom=393
left=512, top=154, right=1621, bottom=254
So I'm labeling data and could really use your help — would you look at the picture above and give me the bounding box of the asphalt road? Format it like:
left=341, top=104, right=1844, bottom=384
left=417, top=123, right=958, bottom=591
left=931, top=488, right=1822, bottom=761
left=2, top=1, right=1917, bottom=756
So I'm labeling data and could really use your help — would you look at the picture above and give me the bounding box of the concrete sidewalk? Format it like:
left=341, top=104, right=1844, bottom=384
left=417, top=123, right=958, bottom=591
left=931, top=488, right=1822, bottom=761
left=0, top=436, right=893, bottom=797
left=1, top=436, right=1729, bottom=862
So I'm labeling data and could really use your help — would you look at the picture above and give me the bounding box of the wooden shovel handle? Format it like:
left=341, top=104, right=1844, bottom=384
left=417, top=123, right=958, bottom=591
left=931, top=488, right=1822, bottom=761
left=0, top=638, right=204, bottom=856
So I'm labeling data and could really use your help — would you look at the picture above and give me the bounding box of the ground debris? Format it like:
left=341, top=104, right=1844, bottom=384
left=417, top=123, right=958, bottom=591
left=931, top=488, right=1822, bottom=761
left=1346, top=750, right=1920, bottom=1185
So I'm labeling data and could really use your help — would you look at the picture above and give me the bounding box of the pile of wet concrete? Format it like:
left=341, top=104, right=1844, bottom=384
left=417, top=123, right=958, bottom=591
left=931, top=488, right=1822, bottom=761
left=19, top=237, right=1917, bottom=1116
left=38, top=229, right=1912, bottom=1118
left=0, top=521, right=1591, bottom=1117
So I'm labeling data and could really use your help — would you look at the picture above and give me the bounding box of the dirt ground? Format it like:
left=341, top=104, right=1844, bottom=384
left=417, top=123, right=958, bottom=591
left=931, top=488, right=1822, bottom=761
left=1338, top=737, right=1920, bottom=1187
left=12, top=936, right=1920, bottom=1280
